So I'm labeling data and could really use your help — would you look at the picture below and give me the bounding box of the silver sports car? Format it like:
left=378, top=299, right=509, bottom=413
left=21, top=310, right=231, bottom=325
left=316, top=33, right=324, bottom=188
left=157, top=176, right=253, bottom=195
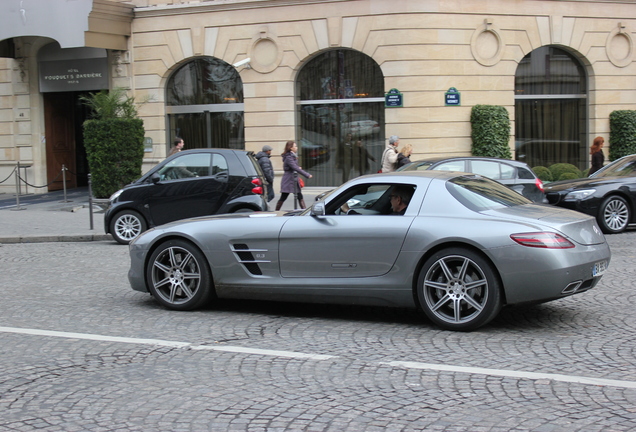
left=128, top=171, right=611, bottom=331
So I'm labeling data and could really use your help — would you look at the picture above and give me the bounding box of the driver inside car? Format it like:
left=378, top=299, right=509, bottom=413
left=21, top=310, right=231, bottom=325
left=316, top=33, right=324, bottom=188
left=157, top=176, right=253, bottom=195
left=341, top=185, right=413, bottom=215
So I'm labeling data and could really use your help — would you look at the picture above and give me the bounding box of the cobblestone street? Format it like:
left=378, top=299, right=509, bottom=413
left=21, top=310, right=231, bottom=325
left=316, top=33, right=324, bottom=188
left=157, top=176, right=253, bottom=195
left=0, top=233, right=635, bottom=431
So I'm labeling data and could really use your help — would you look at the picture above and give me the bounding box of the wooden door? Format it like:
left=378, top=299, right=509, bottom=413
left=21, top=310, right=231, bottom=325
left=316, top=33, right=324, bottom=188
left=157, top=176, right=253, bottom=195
left=44, top=92, right=76, bottom=190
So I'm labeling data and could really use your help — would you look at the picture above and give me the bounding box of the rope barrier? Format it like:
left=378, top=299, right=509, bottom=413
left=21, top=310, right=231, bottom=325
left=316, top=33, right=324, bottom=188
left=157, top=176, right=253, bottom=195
left=0, top=166, right=17, bottom=184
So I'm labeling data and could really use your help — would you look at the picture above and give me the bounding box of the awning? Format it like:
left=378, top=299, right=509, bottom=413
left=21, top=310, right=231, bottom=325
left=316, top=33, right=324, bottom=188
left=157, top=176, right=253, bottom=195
left=0, top=0, right=132, bottom=51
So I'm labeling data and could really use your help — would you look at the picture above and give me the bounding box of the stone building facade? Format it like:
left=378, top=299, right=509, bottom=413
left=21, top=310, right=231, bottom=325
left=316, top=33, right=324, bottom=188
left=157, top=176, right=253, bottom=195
left=0, top=0, right=634, bottom=192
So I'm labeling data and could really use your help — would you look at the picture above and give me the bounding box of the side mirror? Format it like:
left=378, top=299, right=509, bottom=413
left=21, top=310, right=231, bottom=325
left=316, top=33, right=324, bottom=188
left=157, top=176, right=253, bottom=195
left=310, top=201, right=326, bottom=216
left=151, top=173, right=161, bottom=184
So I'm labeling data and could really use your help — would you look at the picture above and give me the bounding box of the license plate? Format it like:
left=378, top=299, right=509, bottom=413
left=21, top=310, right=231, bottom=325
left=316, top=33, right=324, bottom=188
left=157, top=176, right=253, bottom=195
left=593, top=260, right=608, bottom=277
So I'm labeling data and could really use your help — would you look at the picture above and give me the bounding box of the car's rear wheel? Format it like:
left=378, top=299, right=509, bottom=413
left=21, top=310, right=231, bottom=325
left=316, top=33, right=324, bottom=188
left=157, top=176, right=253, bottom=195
left=110, top=210, right=147, bottom=245
left=417, top=248, right=502, bottom=331
left=146, top=239, right=213, bottom=311
left=597, top=195, right=630, bottom=234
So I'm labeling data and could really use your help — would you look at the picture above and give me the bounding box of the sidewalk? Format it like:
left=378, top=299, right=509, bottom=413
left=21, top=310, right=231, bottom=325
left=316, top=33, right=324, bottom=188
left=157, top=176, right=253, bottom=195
left=0, top=187, right=327, bottom=244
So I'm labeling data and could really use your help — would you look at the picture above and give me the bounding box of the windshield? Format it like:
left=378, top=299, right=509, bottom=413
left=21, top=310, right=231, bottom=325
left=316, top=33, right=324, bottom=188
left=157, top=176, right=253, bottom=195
left=447, top=176, right=530, bottom=212
left=591, top=156, right=636, bottom=178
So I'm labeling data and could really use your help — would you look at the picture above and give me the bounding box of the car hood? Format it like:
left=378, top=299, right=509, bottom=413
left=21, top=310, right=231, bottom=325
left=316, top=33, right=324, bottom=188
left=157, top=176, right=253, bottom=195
left=483, top=204, right=606, bottom=245
left=544, top=176, right=620, bottom=192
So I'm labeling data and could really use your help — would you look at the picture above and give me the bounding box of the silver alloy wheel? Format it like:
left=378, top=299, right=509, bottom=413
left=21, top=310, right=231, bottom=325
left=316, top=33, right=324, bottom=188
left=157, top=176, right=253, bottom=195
left=603, top=197, right=629, bottom=232
left=114, top=213, right=143, bottom=242
left=150, top=245, right=202, bottom=306
left=422, top=254, right=490, bottom=325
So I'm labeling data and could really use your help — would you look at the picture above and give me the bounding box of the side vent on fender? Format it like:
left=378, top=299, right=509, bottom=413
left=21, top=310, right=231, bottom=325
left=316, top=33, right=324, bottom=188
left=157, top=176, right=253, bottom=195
left=231, top=243, right=270, bottom=276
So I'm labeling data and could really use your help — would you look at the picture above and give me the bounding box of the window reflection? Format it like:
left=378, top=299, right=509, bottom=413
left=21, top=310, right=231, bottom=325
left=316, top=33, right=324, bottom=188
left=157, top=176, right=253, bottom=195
left=297, top=50, right=385, bottom=187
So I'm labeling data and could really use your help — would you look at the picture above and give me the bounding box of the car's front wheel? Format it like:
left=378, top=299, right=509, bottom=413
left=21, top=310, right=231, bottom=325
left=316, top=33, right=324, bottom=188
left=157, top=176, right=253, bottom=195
left=146, top=239, right=213, bottom=311
left=597, top=195, right=630, bottom=234
left=110, top=210, right=147, bottom=245
left=417, top=248, right=502, bottom=331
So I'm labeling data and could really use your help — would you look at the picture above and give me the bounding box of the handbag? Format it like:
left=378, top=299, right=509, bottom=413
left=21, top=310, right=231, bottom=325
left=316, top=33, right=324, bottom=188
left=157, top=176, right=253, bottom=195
left=299, top=178, right=305, bottom=188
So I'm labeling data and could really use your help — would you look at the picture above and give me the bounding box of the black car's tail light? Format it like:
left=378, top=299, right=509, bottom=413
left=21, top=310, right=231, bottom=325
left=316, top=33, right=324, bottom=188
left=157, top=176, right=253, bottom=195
left=510, top=232, right=575, bottom=249
left=251, top=178, right=263, bottom=195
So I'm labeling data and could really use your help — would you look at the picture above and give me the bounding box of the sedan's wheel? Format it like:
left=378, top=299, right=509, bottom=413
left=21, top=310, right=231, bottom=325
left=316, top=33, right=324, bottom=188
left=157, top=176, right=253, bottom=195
left=597, top=195, right=630, bottom=234
left=110, top=210, right=147, bottom=245
left=417, top=248, right=501, bottom=331
left=146, top=239, right=213, bottom=311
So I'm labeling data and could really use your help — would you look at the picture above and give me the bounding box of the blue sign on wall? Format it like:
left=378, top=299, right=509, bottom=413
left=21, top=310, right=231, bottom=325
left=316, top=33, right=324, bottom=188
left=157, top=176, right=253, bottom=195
left=445, top=87, right=461, bottom=106
left=385, top=88, right=403, bottom=107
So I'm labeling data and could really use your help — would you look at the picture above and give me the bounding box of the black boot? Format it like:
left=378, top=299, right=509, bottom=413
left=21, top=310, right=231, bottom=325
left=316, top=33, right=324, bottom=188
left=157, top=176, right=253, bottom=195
left=275, top=200, right=283, bottom=211
left=299, top=199, right=306, bottom=209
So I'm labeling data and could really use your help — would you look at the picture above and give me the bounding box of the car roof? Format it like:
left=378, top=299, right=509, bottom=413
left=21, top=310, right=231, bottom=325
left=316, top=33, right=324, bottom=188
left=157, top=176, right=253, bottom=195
left=409, top=156, right=531, bottom=168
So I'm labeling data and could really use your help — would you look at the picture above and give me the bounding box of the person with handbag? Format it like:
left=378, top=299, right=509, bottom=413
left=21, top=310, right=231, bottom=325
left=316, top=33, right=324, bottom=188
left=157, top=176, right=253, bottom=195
left=275, top=140, right=312, bottom=210
left=380, top=135, right=400, bottom=172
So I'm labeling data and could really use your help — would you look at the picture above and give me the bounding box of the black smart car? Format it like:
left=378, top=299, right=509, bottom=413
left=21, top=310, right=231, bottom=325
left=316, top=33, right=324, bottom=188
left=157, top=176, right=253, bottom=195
left=545, top=154, right=636, bottom=234
left=398, top=156, right=546, bottom=202
left=104, top=149, right=268, bottom=244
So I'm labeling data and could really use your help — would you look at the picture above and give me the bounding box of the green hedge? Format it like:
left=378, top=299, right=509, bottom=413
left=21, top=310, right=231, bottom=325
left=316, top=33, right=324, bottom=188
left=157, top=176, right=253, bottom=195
left=532, top=166, right=553, bottom=182
left=470, top=105, right=512, bottom=159
left=609, top=110, right=636, bottom=161
left=549, top=163, right=581, bottom=181
left=84, top=118, right=145, bottom=198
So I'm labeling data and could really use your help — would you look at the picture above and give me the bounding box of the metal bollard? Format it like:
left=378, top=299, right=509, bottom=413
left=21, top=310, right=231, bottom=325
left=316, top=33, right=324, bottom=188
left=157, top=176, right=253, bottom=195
left=60, top=165, right=69, bottom=203
left=11, top=164, right=25, bottom=211
left=88, top=173, right=94, bottom=230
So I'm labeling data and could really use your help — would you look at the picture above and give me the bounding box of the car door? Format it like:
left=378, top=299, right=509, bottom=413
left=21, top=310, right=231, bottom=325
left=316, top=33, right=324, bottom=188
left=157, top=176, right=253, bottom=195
left=278, top=184, right=416, bottom=278
left=145, top=152, right=229, bottom=226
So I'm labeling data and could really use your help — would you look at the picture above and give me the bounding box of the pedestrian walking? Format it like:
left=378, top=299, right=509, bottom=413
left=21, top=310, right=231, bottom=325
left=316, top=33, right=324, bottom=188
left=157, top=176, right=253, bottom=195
left=256, top=145, right=275, bottom=202
left=275, top=141, right=312, bottom=210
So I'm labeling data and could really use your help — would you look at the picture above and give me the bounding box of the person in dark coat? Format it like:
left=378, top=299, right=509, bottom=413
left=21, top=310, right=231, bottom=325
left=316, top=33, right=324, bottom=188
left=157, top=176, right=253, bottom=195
left=275, top=140, right=312, bottom=210
left=589, top=136, right=605, bottom=176
left=255, top=145, right=275, bottom=202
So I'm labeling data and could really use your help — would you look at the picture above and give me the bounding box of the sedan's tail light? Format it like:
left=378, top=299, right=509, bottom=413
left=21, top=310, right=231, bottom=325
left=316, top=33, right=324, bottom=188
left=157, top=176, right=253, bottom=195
left=535, top=178, right=545, bottom=193
left=251, top=178, right=263, bottom=195
left=510, top=232, right=575, bottom=249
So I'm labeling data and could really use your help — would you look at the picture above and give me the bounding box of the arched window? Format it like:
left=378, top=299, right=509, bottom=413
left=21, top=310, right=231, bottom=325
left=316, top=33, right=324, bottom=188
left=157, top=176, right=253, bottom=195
left=515, top=47, right=587, bottom=169
left=297, top=50, right=385, bottom=186
left=166, top=57, right=244, bottom=150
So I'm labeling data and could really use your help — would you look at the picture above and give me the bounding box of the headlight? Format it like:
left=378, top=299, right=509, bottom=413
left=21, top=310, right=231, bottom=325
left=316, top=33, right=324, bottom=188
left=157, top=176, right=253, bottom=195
left=109, top=189, right=124, bottom=202
left=564, top=189, right=595, bottom=201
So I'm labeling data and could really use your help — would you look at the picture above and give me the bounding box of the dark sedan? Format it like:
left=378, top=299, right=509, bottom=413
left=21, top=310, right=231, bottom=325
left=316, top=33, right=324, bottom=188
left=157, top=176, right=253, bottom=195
left=104, top=149, right=268, bottom=244
left=398, top=156, right=545, bottom=202
left=544, top=154, right=636, bottom=234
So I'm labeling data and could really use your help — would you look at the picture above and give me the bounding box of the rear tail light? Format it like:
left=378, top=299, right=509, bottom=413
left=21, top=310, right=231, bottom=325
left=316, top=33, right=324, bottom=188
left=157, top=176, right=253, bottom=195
left=535, top=178, right=544, bottom=193
left=510, top=232, right=575, bottom=249
left=251, top=178, right=263, bottom=195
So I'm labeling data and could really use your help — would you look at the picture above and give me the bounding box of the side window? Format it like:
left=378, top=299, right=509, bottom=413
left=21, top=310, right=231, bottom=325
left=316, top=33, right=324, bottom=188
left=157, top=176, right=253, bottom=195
left=517, top=167, right=534, bottom=180
left=435, top=161, right=466, bottom=172
left=157, top=153, right=211, bottom=180
left=499, top=163, right=515, bottom=180
left=471, top=161, right=501, bottom=180
left=330, top=183, right=416, bottom=215
left=211, top=154, right=229, bottom=176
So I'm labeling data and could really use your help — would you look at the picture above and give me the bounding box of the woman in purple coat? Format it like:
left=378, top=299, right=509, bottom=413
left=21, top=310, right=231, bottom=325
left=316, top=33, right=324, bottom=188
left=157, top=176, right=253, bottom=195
left=275, top=140, right=312, bottom=210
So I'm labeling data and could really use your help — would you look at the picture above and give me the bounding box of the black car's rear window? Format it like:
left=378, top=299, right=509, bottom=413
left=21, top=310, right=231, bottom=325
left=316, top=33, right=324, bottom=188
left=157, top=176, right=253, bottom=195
left=447, top=175, right=530, bottom=212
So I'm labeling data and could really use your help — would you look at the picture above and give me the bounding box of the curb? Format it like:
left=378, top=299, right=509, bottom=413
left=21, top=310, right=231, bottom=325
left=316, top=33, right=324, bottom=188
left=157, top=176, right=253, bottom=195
left=0, top=234, right=113, bottom=244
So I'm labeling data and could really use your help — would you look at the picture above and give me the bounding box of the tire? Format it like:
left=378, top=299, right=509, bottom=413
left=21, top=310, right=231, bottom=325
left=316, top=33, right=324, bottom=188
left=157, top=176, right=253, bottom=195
left=417, top=247, right=502, bottom=331
left=597, top=195, right=630, bottom=234
left=110, top=210, right=147, bottom=245
left=146, top=239, right=213, bottom=311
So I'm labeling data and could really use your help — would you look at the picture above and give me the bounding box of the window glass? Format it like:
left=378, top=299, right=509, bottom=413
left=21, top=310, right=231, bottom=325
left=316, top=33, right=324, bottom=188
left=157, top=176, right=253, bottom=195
left=435, top=161, right=466, bottom=172
left=167, top=58, right=243, bottom=105
left=326, top=183, right=416, bottom=215
left=517, top=167, right=535, bottom=180
left=447, top=176, right=530, bottom=212
left=515, top=46, right=587, bottom=170
left=166, top=57, right=244, bottom=150
left=157, top=153, right=211, bottom=180
left=594, top=157, right=636, bottom=178
left=211, top=153, right=229, bottom=176
left=297, top=49, right=385, bottom=187
left=499, top=163, right=515, bottom=180
left=471, top=161, right=502, bottom=179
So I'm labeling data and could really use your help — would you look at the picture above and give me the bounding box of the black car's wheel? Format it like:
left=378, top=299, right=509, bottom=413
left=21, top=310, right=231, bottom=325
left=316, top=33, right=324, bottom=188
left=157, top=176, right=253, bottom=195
left=417, top=248, right=502, bottom=331
left=110, top=210, right=147, bottom=245
left=146, top=239, right=213, bottom=311
left=597, top=195, right=630, bottom=234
